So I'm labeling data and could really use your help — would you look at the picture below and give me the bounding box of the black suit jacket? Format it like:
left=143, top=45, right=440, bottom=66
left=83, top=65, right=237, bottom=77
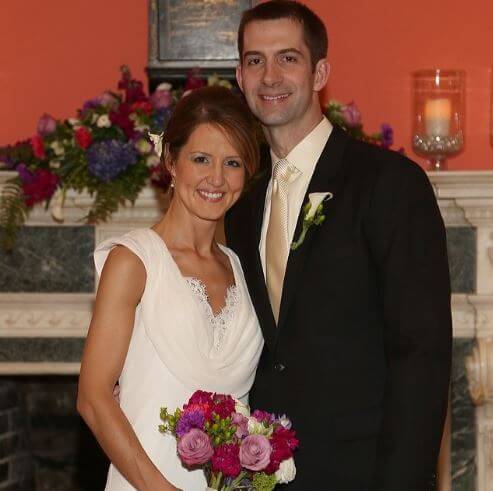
left=225, top=126, right=452, bottom=490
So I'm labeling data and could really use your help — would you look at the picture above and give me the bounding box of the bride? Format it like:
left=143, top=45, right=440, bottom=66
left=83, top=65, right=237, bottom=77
left=77, top=86, right=264, bottom=490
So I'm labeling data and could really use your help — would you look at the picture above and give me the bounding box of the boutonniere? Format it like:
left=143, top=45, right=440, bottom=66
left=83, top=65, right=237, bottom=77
left=291, top=192, right=333, bottom=250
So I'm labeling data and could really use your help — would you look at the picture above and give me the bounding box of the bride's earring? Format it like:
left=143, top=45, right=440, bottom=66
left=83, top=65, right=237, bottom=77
left=170, top=177, right=175, bottom=188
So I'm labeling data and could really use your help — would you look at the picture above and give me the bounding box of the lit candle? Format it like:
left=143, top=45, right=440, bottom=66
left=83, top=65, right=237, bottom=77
left=424, top=98, right=452, bottom=137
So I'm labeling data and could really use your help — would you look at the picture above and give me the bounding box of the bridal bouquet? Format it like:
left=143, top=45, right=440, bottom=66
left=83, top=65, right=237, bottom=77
left=159, top=390, right=299, bottom=491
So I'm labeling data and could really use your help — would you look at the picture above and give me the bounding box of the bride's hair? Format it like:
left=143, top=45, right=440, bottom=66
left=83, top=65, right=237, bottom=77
left=163, top=86, right=259, bottom=179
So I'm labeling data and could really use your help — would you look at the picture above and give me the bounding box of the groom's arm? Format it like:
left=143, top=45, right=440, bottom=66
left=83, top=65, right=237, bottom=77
left=367, top=156, right=452, bottom=491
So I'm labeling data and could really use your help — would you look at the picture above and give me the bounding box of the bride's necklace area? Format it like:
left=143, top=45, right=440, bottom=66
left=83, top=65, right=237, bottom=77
left=185, top=277, right=239, bottom=350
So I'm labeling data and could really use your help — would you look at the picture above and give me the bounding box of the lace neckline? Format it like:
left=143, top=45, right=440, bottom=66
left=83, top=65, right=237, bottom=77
left=185, top=277, right=239, bottom=350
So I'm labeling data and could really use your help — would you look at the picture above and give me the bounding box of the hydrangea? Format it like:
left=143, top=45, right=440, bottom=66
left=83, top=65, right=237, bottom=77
left=251, top=472, right=277, bottom=491
left=86, top=140, right=138, bottom=182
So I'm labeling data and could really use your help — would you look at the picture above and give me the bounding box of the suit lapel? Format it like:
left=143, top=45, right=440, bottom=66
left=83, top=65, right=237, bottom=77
left=276, top=126, right=350, bottom=332
left=241, top=168, right=278, bottom=350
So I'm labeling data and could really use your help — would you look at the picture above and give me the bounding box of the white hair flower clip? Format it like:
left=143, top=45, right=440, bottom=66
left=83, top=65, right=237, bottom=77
left=148, top=131, right=164, bottom=158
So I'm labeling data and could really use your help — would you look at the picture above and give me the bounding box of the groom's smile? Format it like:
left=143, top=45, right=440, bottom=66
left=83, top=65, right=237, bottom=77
left=236, top=17, right=326, bottom=137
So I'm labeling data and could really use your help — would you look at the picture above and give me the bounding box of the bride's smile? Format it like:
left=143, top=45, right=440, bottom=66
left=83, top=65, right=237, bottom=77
left=168, top=122, right=247, bottom=222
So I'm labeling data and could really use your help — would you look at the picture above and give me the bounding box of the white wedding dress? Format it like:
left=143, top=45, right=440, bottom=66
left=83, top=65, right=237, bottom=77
left=94, top=228, right=264, bottom=490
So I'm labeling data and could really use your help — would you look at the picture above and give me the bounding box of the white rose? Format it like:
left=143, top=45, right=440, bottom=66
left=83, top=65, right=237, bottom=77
left=96, top=114, right=111, bottom=128
left=275, top=457, right=296, bottom=484
left=135, top=138, right=152, bottom=154
left=49, top=141, right=64, bottom=157
left=247, top=417, right=273, bottom=437
left=306, top=192, right=333, bottom=219
left=49, top=160, right=61, bottom=169
left=156, top=82, right=172, bottom=91
left=68, top=118, right=81, bottom=129
left=234, top=400, right=250, bottom=417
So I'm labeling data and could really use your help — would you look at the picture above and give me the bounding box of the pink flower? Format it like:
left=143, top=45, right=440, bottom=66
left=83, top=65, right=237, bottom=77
left=21, top=169, right=59, bottom=207
left=263, top=427, right=299, bottom=474
left=183, top=390, right=214, bottom=420
left=184, top=68, right=206, bottom=91
left=232, top=412, right=249, bottom=439
left=75, top=127, right=92, bottom=149
left=212, top=443, right=242, bottom=478
left=150, top=89, right=172, bottom=109
left=130, top=101, right=153, bottom=116
left=110, top=103, right=136, bottom=139
left=252, top=410, right=274, bottom=424
left=189, top=390, right=214, bottom=405
left=239, top=434, right=271, bottom=471
left=37, top=113, right=56, bottom=136
left=96, top=91, right=119, bottom=107
left=273, top=427, right=299, bottom=451
left=212, top=394, right=236, bottom=419
left=177, top=429, right=213, bottom=467
left=340, top=102, right=362, bottom=128
left=30, top=135, right=46, bottom=159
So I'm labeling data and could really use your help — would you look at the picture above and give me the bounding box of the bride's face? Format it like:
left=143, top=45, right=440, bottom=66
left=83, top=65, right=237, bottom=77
left=168, top=123, right=246, bottom=222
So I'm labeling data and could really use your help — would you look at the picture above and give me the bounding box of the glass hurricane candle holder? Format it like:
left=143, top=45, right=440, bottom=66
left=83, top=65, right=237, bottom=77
left=412, top=69, right=465, bottom=170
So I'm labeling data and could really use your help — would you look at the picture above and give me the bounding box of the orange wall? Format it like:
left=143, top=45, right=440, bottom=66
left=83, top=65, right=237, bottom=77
left=2, top=1, right=493, bottom=170
left=0, top=1, right=147, bottom=145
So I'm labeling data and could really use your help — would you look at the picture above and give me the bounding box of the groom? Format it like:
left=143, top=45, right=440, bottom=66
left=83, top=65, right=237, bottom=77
left=225, top=1, right=452, bottom=489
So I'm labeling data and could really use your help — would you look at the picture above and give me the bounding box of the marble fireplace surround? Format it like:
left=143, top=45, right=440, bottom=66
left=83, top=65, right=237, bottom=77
left=2, top=170, right=493, bottom=490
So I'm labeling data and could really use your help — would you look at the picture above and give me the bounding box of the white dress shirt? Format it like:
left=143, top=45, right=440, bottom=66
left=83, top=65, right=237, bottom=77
left=259, top=117, right=333, bottom=275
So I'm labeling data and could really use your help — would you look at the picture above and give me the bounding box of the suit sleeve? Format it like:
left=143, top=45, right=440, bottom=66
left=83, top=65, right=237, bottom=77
left=367, top=160, right=452, bottom=490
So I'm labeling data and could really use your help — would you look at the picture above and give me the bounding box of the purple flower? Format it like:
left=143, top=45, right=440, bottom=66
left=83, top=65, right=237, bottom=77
left=176, top=410, right=205, bottom=437
left=239, top=434, right=272, bottom=471
left=81, top=92, right=119, bottom=115
left=340, top=102, right=361, bottom=128
left=16, top=163, right=35, bottom=184
left=86, top=140, right=138, bottom=182
left=177, top=429, right=214, bottom=466
left=150, top=89, right=172, bottom=109
left=153, top=107, right=172, bottom=131
left=37, top=113, right=56, bottom=136
left=1, top=155, right=16, bottom=170
left=96, top=91, right=119, bottom=107
left=380, top=123, right=394, bottom=149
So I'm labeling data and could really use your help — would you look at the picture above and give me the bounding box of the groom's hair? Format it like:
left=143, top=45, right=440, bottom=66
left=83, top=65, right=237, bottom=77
left=238, top=1, right=328, bottom=72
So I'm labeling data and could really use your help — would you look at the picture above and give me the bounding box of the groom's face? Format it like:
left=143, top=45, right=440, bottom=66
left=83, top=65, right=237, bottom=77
left=237, top=18, right=324, bottom=130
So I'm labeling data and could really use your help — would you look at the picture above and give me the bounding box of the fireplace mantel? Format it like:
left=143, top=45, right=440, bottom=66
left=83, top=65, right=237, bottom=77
left=0, top=170, right=493, bottom=374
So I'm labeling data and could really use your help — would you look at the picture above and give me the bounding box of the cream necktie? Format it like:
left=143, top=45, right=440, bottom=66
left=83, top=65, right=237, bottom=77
left=266, top=159, right=296, bottom=323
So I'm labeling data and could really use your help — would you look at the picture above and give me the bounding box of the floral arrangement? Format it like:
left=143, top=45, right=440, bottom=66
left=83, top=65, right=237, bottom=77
left=325, top=100, right=397, bottom=150
left=0, top=65, right=396, bottom=250
left=0, top=66, right=230, bottom=249
left=159, top=390, right=299, bottom=490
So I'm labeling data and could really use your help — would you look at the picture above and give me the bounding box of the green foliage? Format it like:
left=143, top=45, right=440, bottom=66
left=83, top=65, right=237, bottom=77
left=0, top=178, right=27, bottom=251
left=205, top=413, right=237, bottom=445
left=252, top=472, right=277, bottom=491
left=158, top=407, right=182, bottom=435
left=85, top=161, right=149, bottom=223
